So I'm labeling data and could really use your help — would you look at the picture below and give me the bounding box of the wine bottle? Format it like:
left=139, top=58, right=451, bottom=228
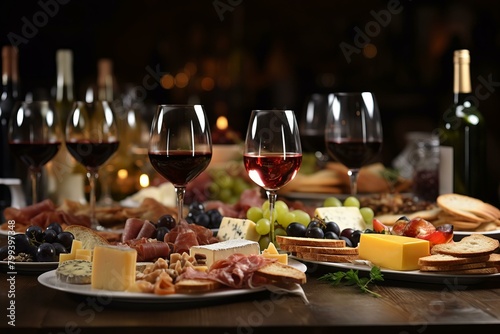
left=0, top=46, right=21, bottom=209
left=97, top=58, right=115, bottom=102
left=439, top=49, right=487, bottom=200
left=47, top=49, right=85, bottom=205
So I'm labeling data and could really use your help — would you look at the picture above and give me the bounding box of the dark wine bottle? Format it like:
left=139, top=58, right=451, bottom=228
left=439, top=49, right=487, bottom=200
left=0, top=46, right=20, bottom=210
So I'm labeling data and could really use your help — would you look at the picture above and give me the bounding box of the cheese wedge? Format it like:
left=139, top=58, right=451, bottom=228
left=190, top=239, right=260, bottom=268
left=217, top=217, right=261, bottom=242
left=314, top=207, right=366, bottom=232
left=91, top=245, right=137, bottom=291
left=59, top=239, right=83, bottom=264
left=262, top=242, right=288, bottom=264
left=358, top=234, right=430, bottom=271
left=75, top=249, right=92, bottom=262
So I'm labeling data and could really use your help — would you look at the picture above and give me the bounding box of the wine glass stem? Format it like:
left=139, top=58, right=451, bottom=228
left=348, top=169, right=360, bottom=195
left=266, top=190, right=277, bottom=246
left=29, top=168, right=40, bottom=204
left=175, top=186, right=186, bottom=222
left=87, top=169, right=99, bottom=229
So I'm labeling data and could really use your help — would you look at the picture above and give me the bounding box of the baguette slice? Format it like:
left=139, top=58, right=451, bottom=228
left=418, top=254, right=490, bottom=266
left=64, top=225, right=110, bottom=250
left=437, top=194, right=500, bottom=222
left=419, top=262, right=487, bottom=272
left=430, top=234, right=499, bottom=257
left=296, top=252, right=359, bottom=263
left=254, top=261, right=306, bottom=284
left=174, top=279, right=221, bottom=293
left=276, top=235, right=345, bottom=247
left=440, top=267, right=498, bottom=275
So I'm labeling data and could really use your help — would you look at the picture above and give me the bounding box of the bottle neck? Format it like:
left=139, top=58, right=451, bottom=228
left=56, top=50, right=74, bottom=102
left=453, top=51, right=472, bottom=105
left=2, top=46, right=19, bottom=102
left=97, top=59, right=114, bottom=101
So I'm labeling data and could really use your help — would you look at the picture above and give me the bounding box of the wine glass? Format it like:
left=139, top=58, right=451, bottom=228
left=299, top=93, right=330, bottom=167
left=148, top=105, right=212, bottom=223
left=325, top=92, right=383, bottom=195
left=65, top=100, right=119, bottom=230
left=243, top=110, right=302, bottom=246
left=8, top=101, right=62, bottom=204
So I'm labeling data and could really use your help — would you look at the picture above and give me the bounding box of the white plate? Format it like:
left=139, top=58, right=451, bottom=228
left=37, top=258, right=307, bottom=304
left=0, top=260, right=58, bottom=274
left=294, top=257, right=500, bottom=285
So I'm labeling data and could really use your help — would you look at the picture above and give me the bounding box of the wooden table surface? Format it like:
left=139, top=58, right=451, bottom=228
left=2, top=252, right=500, bottom=334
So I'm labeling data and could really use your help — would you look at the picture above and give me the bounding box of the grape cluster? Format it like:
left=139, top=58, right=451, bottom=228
left=208, top=169, right=253, bottom=204
left=0, top=223, right=74, bottom=262
left=287, top=219, right=362, bottom=247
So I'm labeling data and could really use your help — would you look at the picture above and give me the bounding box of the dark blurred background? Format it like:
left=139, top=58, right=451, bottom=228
left=1, top=0, right=500, bottom=204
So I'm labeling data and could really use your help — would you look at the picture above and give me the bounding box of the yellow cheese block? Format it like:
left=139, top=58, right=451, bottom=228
left=59, top=239, right=83, bottom=264
left=91, top=245, right=137, bottom=291
left=262, top=242, right=288, bottom=264
left=75, top=248, right=92, bottom=261
left=358, top=234, right=430, bottom=271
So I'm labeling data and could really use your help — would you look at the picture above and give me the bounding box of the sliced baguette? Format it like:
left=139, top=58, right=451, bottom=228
left=418, top=254, right=490, bottom=266
left=430, top=234, right=499, bottom=257
left=254, top=261, right=306, bottom=284
left=437, top=194, right=500, bottom=222
left=64, top=225, right=110, bottom=250
left=174, top=279, right=221, bottom=293
left=440, top=267, right=498, bottom=275
left=276, top=235, right=345, bottom=248
left=296, top=252, right=359, bottom=263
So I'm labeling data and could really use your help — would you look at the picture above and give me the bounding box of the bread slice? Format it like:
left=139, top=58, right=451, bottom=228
left=296, top=252, right=359, bottom=263
left=64, top=225, right=110, bottom=250
left=437, top=194, right=500, bottom=222
left=419, top=262, right=487, bottom=272
left=174, top=279, right=221, bottom=293
left=254, top=261, right=306, bottom=284
left=280, top=244, right=358, bottom=255
left=440, top=267, right=498, bottom=275
left=418, top=254, right=490, bottom=266
left=276, top=235, right=345, bottom=248
left=430, top=234, right=499, bottom=257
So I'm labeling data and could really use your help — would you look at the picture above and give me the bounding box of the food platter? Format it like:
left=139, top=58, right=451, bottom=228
left=37, top=258, right=307, bottom=305
left=0, top=260, right=58, bottom=274
left=293, top=257, right=500, bottom=285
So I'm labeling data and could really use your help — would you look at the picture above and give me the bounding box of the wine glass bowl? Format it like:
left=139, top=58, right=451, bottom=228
left=299, top=93, right=330, bottom=166
left=8, top=101, right=62, bottom=204
left=65, top=100, right=119, bottom=230
left=148, top=105, right=212, bottom=222
left=243, top=110, right=302, bottom=246
left=325, top=92, right=383, bottom=195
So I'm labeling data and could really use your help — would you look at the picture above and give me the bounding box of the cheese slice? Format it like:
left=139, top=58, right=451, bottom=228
left=262, top=242, right=288, bottom=264
left=91, top=245, right=137, bottom=291
left=358, top=234, right=430, bottom=271
left=59, top=239, right=83, bottom=264
left=190, top=239, right=260, bottom=268
left=75, top=248, right=92, bottom=262
left=314, top=207, right=366, bottom=232
left=217, top=217, right=261, bottom=242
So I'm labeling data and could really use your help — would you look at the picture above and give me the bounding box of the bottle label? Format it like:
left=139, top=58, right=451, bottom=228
left=439, top=145, right=453, bottom=194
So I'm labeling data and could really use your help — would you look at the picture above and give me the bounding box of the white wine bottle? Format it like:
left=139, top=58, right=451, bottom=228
left=439, top=49, right=486, bottom=200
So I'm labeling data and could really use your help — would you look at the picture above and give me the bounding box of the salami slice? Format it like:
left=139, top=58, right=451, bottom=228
left=122, top=218, right=145, bottom=242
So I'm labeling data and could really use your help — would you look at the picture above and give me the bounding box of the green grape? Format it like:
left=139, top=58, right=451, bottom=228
left=280, top=211, right=296, bottom=229
left=261, top=200, right=270, bottom=212
left=246, top=206, right=263, bottom=222
left=343, top=196, right=360, bottom=208
left=274, top=200, right=289, bottom=217
left=275, top=227, right=287, bottom=237
left=292, top=209, right=311, bottom=226
left=359, top=207, right=374, bottom=227
left=233, top=178, right=250, bottom=195
left=215, top=174, right=233, bottom=189
left=263, top=208, right=271, bottom=220
left=207, top=182, right=221, bottom=199
left=258, top=236, right=270, bottom=251
left=323, top=196, right=343, bottom=207
left=218, top=188, right=233, bottom=203
left=255, top=218, right=271, bottom=235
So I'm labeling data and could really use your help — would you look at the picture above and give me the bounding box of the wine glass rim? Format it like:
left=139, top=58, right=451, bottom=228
left=329, top=91, right=375, bottom=95
left=157, top=104, right=204, bottom=107
left=251, top=109, right=294, bottom=112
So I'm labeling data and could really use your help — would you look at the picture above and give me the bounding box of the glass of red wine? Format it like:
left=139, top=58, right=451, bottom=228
left=243, top=110, right=302, bottom=246
left=148, top=105, right=212, bottom=223
left=325, top=92, right=383, bottom=195
left=8, top=101, right=62, bottom=204
left=299, top=93, right=330, bottom=167
left=65, top=100, right=119, bottom=230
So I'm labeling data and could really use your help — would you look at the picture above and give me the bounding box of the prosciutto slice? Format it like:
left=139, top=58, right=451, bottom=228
left=164, top=220, right=218, bottom=254
left=178, top=254, right=275, bottom=289
left=124, top=238, right=171, bottom=262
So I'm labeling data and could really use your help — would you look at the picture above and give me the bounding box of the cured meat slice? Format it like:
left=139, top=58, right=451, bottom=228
left=122, top=218, right=145, bottom=242
left=136, top=220, right=156, bottom=239
left=124, top=238, right=171, bottom=262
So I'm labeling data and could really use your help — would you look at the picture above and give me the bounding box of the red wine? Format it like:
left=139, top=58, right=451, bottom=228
left=326, top=140, right=382, bottom=169
left=243, top=153, right=302, bottom=190
left=148, top=151, right=212, bottom=186
left=9, top=142, right=61, bottom=169
left=300, top=130, right=326, bottom=154
left=66, top=141, right=119, bottom=169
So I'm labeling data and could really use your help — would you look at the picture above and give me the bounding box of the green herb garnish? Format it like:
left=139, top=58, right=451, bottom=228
left=319, top=266, right=384, bottom=297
